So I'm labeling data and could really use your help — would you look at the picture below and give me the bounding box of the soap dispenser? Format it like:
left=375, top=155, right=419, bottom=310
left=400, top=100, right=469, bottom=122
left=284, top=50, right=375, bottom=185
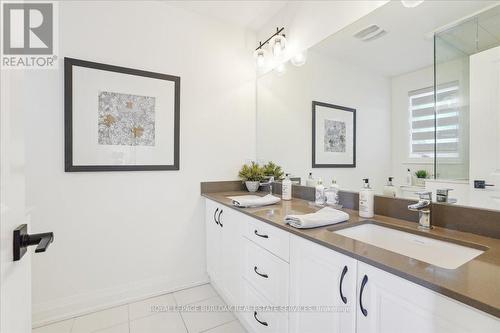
left=325, top=179, right=340, bottom=206
left=359, top=178, right=374, bottom=218
left=315, top=178, right=325, bottom=205
left=306, top=172, right=317, bottom=187
left=406, top=168, right=412, bottom=186
left=383, top=177, right=397, bottom=198
left=282, top=174, right=292, bottom=201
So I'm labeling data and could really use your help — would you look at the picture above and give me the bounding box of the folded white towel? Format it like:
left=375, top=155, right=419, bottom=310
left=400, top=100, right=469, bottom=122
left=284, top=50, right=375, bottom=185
left=285, top=207, right=349, bottom=229
left=230, top=194, right=281, bottom=208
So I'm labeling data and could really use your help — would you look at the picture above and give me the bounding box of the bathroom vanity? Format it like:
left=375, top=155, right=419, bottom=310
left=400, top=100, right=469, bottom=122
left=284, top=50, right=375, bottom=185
left=203, top=190, right=500, bottom=333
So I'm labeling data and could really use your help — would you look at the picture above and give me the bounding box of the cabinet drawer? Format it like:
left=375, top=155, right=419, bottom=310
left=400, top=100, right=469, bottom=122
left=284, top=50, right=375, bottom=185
left=243, top=238, right=289, bottom=306
left=242, top=282, right=288, bottom=333
left=244, top=216, right=290, bottom=262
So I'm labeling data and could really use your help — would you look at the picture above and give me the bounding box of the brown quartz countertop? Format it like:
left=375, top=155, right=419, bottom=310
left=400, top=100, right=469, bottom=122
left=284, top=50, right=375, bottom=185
left=202, top=191, right=500, bottom=319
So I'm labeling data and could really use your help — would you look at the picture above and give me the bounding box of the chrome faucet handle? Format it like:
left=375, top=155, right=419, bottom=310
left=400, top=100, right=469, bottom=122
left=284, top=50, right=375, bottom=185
left=416, top=191, right=432, bottom=201
left=436, top=188, right=454, bottom=203
left=260, top=176, right=275, bottom=195
left=260, top=176, right=274, bottom=185
left=408, top=191, right=432, bottom=211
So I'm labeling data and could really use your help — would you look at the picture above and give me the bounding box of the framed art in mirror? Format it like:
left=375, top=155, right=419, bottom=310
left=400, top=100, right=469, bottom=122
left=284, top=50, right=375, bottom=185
left=64, top=57, right=180, bottom=172
left=312, top=101, right=356, bottom=168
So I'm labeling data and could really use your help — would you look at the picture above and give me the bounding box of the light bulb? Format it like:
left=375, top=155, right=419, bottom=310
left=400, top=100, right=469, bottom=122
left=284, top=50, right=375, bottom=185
left=253, top=48, right=267, bottom=68
left=257, top=53, right=265, bottom=67
left=270, top=34, right=286, bottom=58
left=291, top=51, right=307, bottom=67
left=401, top=0, right=424, bottom=8
left=274, top=41, right=282, bottom=57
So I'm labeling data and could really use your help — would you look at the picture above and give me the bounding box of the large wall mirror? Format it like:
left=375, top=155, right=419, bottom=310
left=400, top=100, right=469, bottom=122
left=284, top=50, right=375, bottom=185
left=256, top=1, right=500, bottom=211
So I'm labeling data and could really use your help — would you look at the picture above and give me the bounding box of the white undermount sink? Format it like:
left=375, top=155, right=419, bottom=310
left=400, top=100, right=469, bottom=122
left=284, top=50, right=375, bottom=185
left=333, top=224, right=485, bottom=269
left=227, top=195, right=263, bottom=201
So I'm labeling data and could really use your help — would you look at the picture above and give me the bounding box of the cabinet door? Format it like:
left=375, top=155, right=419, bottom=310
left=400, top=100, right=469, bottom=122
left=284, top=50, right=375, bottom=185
left=289, top=235, right=357, bottom=333
left=219, top=207, right=242, bottom=306
left=356, top=262, right=500, bottom=333
left=205, top=200, right=222, bottom=286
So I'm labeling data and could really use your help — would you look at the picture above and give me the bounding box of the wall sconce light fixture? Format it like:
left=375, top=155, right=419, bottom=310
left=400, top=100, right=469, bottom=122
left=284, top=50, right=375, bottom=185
left=255, top=27, right=286, bottom=69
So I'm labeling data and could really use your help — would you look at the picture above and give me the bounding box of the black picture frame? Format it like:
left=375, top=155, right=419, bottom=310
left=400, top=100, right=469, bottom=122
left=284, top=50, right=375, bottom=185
left=312, top=101, right=356, bottom=168
left=64, top=57, right=180, bottom=172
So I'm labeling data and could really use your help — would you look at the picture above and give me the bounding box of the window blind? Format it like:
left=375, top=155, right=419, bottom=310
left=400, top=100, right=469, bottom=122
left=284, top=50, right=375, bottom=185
left=409, top=82, right=460, bottom=159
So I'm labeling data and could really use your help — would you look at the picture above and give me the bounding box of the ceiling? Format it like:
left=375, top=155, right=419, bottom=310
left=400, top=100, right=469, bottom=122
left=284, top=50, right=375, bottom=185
left=165, top=1, right=288, bottom=32
left=313, top=0, right=499, bottom=77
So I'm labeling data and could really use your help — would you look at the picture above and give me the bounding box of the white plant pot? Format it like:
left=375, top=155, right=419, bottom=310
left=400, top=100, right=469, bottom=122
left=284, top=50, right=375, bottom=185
left=415, top=178, right=426, bottom=187
left=245, top=181, right=260, bottom=192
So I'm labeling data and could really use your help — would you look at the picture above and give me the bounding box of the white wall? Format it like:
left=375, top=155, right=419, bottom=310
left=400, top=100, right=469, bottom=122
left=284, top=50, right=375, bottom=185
left=25, top=1, right=256, bottom=325
left=257, top=50, right=391, bottom=193
left=257, top=1, right=388, bottom=59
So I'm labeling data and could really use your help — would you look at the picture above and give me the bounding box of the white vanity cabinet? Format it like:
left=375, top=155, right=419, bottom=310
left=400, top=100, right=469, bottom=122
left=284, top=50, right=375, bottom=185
left=205, top=199, right=242, bottom=306
left=204, top=199, right=500, bottom=333
left=289, top=235, right=357, bottom=333
left=356, top=262, right=499, bottom=333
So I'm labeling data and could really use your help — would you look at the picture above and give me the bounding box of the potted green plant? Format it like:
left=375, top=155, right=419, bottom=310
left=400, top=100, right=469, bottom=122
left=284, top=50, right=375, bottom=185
left=238, top=162, right=264, bottom=192
left=262, top=161, right=284, bottom=181
left=414, top=169, right=429, bottom=186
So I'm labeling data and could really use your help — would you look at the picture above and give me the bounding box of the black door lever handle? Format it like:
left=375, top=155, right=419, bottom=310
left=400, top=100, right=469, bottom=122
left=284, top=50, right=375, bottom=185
left=13, top=224, right=54, bottom=261
left=30, top=232, right=54, bottom=253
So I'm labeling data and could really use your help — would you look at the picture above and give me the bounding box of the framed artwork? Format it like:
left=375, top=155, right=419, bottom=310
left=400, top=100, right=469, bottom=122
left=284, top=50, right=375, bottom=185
left=64, top=57, right=180, bottom=172
left=312, top=101, right=356, bottom=168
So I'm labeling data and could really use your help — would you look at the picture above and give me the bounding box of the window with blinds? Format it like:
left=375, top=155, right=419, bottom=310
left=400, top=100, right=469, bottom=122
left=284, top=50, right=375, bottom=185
left=409, top=82, right=460, bottom=159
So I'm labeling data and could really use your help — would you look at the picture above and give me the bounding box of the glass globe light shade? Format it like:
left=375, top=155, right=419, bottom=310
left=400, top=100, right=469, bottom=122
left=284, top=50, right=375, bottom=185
left=253, top=48, right=267, bottom=68
left=291, top=51, right=307, bottom=67
left=270, top=34, right=287, bottom=58
left=275, top=62, right=286, bottom=76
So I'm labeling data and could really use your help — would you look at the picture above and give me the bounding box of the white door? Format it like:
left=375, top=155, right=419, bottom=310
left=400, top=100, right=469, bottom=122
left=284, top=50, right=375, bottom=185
left=1, top=71, right=31, bottom=332
left=289, top=235, right=356, bottom=333
left=356, top=262, right=500, bottom=333
left=470, top=45, right=500, bottom=209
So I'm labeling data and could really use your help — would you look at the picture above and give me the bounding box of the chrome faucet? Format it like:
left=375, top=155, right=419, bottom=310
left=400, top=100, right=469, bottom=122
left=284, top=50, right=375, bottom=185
left=408, top=191, right=432, bottom=230
left=260, top=176, right=275, bottom=195
left=436, top=188, right=457, bottom=204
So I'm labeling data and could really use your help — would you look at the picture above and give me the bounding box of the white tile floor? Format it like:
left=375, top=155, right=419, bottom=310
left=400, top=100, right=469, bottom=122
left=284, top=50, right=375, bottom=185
left=33, top=284, right=247, bottom=333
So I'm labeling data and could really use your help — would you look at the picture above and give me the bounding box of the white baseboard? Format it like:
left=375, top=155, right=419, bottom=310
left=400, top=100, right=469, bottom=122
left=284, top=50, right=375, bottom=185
left=32, top=274, right=209, bottom=328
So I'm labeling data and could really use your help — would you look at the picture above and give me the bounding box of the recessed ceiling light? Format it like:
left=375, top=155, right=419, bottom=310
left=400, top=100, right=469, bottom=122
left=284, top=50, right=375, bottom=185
left=401, top=0, right=424, bottom=8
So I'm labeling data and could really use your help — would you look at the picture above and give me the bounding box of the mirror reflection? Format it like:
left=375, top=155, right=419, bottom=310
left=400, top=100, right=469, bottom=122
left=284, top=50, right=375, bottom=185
left=256, top=1, right=500, bottom=211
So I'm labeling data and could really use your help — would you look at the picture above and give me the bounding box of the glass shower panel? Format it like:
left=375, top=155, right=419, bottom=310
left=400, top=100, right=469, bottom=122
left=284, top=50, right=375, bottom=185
left=434, top=5, right=500, bottom=180
left=434, top=33, right=470, bottom=180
